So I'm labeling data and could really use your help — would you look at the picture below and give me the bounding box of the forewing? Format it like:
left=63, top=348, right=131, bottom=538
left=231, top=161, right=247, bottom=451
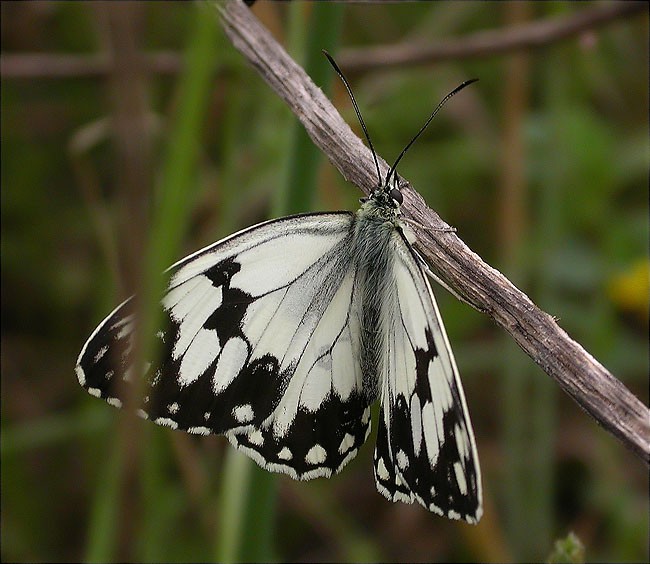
left=76, top=212, right=371, bottom=479
left=373, top=230, right=482, bottom=523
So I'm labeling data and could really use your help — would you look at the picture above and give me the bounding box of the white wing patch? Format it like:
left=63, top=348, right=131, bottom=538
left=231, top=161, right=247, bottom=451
left=212, top=337, right=248, bottom=394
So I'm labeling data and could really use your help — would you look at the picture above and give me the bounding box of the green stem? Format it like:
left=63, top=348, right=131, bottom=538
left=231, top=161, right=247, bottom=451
left=215, top=3, right=344, bottom=562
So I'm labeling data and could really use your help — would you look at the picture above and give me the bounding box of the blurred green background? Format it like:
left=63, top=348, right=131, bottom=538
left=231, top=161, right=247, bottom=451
left=2, top=2, right=648, bottom=562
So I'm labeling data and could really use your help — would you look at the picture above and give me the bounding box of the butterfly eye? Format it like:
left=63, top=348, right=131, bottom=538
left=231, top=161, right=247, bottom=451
left=390, top=187, right=403, bottom=206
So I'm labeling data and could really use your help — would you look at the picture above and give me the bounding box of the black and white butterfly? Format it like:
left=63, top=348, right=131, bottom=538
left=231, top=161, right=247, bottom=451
left=76, top=54, right=482, bottom=524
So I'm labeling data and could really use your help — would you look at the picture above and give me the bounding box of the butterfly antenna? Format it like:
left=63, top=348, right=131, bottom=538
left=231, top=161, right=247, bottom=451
left=323, top=50, right=383, bottom=187
left=385, top=78, right=478, bottom=188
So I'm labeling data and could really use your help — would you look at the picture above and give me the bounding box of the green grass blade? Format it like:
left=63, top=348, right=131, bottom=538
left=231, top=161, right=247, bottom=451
left=135, top=4, right=220, bottom=560
left=84, top=425, right=127, bottom=562
left=274, top=2, right=345, bottom=216
left=215, top=3, right=344, bottom=562
left=81, top=5, right=220, bottom=561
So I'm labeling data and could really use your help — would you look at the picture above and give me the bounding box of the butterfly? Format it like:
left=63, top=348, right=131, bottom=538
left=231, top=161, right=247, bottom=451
left=76, top=53, right=482, bottom=524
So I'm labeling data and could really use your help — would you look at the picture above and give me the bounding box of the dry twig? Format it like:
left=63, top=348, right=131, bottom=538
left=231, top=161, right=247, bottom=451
left=338, top=2, right=646, bottom=72
left=0, top=51, right=181, bottom=79
left=1, top=3, right=643, bottom=79
left=218, top=0, right=649, bottom=465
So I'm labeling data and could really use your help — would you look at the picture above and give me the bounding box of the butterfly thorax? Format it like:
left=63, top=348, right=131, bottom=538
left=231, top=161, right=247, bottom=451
left=352, top=191, right=402, bottom=403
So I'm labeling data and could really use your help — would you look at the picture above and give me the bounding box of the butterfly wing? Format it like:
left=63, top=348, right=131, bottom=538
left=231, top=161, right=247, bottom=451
left=76, top=212, right=372, bottom=479
left=373, top=229, right=482, bottom=523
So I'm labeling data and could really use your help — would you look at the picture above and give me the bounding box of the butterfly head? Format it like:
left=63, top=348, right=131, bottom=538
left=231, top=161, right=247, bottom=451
left=358, top=178, right=404, bottom=223
left=361, top=175, right=403, bottom=213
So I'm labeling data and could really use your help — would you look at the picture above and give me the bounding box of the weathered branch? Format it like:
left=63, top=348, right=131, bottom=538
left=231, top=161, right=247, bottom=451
left=218, top=0, right=649, bottom=465
left=338, top=1, right=646, bottom=73
left=0, top=51, right=181, bottom=79
left=2, top=2, right=643, bottom=80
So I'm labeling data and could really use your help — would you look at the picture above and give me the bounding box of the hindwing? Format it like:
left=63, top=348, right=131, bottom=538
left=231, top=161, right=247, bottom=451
left=373, top=229, right=482, bottom=523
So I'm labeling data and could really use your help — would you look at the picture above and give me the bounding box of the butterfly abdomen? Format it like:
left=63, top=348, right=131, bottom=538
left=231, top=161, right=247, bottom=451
left=353, top=200, right=401, bottom=403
